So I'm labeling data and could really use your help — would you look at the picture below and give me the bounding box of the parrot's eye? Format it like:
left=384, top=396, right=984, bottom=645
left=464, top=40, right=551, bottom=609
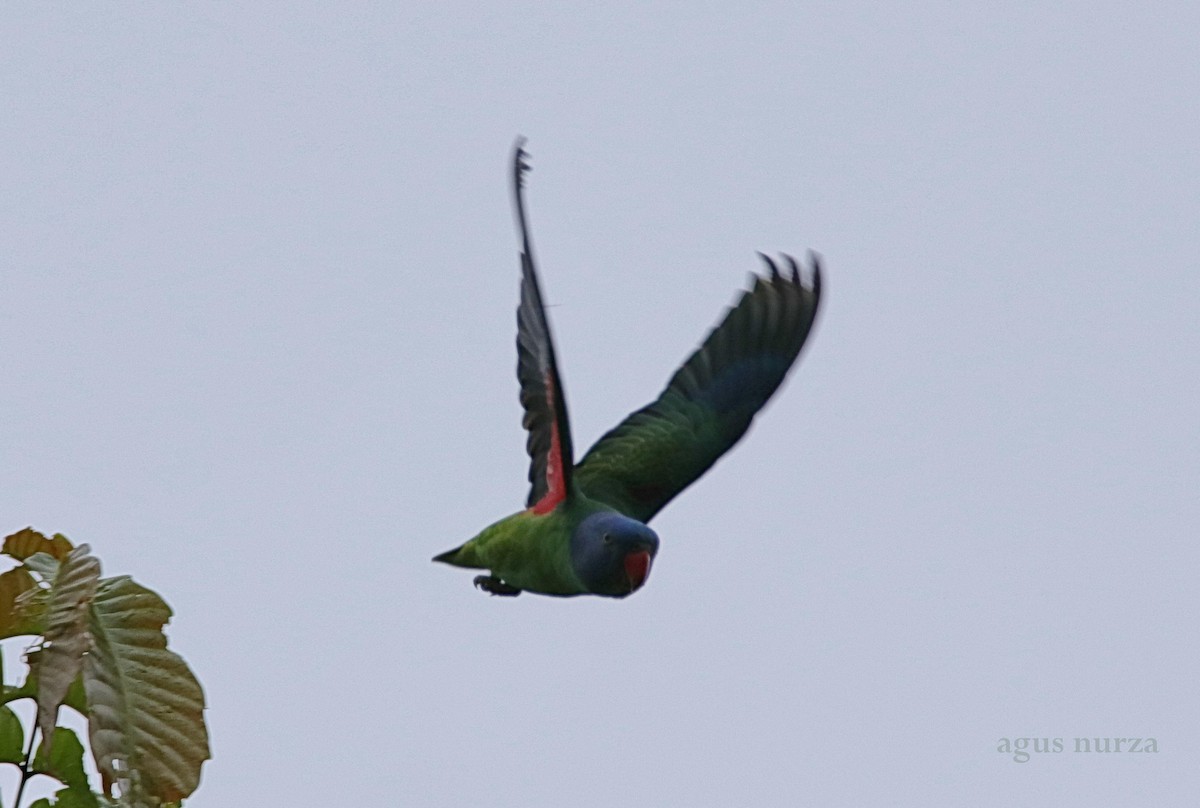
left=602, top=533, right=612, bottom=544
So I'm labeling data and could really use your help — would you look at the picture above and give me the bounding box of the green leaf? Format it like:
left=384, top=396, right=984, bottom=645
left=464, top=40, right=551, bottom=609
left=84, top=576, right=210, bottom=803
left=0, top=567, right=41, bottom=638
left=62, top=674, right=89, bottom=717
left=3, top=529, right=74, bottom=562
left=0, top=704, right=24, bottom=763
left=33, top=727, right=92, bottom=794
left=26, top=787, right=102, bottom=808
left=29, top=794, right=119, bottom=808
left=36, top=546, right=101, bottom=754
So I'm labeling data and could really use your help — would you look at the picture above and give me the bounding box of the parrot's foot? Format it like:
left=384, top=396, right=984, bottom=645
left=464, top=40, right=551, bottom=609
left=473, top=575, right=522, bottom=597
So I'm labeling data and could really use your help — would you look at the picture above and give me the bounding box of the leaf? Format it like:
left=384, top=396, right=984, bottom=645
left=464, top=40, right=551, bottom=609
left=17, top=555, right=56, bottom=635
left=62, top=673, right=90, bottom=717
left=0, top=704, right=24, bottom=764
left=0, top=566, right=41, bottom=638
left=27, top=787, right=103, bottom=808
left=84, top=576, right=210, bottom=803
left=30, top=793, right=118, bottom=808
left=33, top=727, right=94, bottom=796
left=25, top=552, right=63, bottom=581
left=15, top=656, right=89, bottom=716
left=36, top=545, right=101, bottom=754
left=3, top=529, right=74, bottom=562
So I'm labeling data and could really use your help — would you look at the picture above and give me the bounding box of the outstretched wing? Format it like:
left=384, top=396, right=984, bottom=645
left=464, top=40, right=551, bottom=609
left=513, top=139, right=575, bottom=514
left=574, top=253, right=821, bottom=522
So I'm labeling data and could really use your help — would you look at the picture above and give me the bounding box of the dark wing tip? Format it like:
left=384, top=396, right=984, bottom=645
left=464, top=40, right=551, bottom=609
left=756, top=251, right=782, bottom=280
left=758, top=248, right=825, bottom=292
left=755, top=250, right=822, bottom=294
left=784, top=253, right=801, bottom=283
left=807, top=249, right=823, bottom=300
left=512, top=136, right=531, bottom=190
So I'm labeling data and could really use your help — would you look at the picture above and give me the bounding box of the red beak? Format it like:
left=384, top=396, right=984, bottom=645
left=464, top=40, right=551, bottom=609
left=624, top=550, right=652, bottom=591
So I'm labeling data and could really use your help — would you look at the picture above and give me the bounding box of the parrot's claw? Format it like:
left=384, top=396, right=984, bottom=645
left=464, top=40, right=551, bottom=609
left=473, top=575, right=522, bottom=596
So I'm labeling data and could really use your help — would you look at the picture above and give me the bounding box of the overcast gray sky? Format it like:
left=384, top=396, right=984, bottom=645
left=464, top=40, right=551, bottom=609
left=3, top=3, right=1198, bottom=805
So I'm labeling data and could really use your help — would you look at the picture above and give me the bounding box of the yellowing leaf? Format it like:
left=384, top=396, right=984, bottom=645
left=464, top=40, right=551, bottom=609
left=3, top=528, right=74, bottom=562
left=0, top=566, right=41, bottom=638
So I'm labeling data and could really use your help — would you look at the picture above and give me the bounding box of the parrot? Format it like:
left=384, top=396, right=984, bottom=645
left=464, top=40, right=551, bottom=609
left=433, top=140, right=822, bottom=598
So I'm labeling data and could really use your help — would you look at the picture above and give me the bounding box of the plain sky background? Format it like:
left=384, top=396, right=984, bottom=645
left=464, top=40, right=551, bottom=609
left=3, top=3, right=1197, bottom=805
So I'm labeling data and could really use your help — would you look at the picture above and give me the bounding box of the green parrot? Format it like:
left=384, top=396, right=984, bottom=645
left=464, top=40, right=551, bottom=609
left=434, top=140, right=822, bottom=598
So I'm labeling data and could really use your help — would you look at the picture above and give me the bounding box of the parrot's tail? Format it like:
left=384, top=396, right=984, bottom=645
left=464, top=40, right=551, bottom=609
left=432, top=542, right=482, bottom=568
left=431, top=546, right=460, bottom=564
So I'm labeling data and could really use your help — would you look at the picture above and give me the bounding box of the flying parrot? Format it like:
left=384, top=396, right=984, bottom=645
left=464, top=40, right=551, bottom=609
left=434, top=140, right=822, bottom=598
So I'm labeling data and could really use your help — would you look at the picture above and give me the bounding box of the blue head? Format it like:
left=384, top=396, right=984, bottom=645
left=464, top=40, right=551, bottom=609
left=570, top=511, right=660, bottom=597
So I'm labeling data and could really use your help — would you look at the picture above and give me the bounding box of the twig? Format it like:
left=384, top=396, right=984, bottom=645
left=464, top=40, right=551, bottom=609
left=13, top=720, right=39, bottom=808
